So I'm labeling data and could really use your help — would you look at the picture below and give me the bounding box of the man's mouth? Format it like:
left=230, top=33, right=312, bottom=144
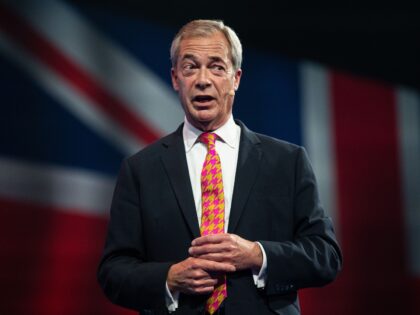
left=192, top=95, right=215, bottom=103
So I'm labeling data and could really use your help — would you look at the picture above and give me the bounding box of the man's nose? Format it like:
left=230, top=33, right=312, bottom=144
left=195, top=68, right=211, bottom=90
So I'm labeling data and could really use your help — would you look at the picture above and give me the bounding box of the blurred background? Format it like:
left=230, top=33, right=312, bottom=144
left=0, top=0, right=419, bottom=314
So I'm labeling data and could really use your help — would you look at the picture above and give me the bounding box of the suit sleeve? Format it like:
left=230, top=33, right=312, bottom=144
left=97, top=158, right=172, bottom=311
left=259, top=147, right=343, bottom=296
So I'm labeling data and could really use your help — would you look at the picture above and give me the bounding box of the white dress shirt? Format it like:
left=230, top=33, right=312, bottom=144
left=166, top=115, right=267, bottom=312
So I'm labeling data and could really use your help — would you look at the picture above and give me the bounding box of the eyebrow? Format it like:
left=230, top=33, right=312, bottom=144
left=181, top=54, right=226, bottom=64
left=208, top=56, right=225, bottom=64
left=181, top=54, right=197, bottom=62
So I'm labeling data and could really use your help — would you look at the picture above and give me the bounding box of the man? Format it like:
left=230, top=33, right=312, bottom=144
left=98, top=20, right=342, bottom=315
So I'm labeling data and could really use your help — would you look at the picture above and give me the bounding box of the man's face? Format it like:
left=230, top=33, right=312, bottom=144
left=171, top=32, right=242, bottom=131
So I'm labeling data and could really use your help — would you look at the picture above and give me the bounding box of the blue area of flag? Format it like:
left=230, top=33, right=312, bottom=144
left=0, top=54, right=125, bottom=176
left=75, top=4, right=175, bottom=87
left=235, top=51, right=302, bottom=145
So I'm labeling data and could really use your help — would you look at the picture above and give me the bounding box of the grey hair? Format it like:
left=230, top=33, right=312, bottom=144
left=170, top=19, right=243, bottom=71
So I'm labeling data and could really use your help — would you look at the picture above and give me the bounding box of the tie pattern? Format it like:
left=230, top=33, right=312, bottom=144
left=200, top=132, right=226, bottom=314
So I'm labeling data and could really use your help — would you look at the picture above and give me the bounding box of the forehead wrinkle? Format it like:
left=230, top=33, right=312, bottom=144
left=180, top=53, right=229, bottom=66
left=178, top=35, right=232, bottom=66
left=183, top=45, right=226, bottom=51
left=180, top=49, right=229, bottom=65
left=181, top=41, right=228, bottom=54
left=181, top=40, right=227, bottom=51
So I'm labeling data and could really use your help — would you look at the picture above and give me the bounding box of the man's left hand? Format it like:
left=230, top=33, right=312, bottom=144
left=188, top=234, right=263, bottom=271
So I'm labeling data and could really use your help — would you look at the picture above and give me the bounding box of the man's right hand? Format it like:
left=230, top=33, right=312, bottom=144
left=167, top=257, right=235, bottom=295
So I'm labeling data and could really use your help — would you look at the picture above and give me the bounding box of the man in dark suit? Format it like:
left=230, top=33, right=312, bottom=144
left=98, top=20, right=342, bottom=315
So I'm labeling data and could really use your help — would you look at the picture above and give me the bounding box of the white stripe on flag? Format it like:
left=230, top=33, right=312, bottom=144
left=397, top=87, right=420, bottom=276
left=0, top=32, right=143, bottom=154
left=6, top=0, right=184, bottom=136
left=300, top=62, right=339, bottom=231
left=0, top=156, right=115, bottom=216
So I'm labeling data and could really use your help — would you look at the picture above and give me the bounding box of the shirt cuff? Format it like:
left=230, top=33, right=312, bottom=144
left=165, top=282, right=180, bottom=312
left=252, top=242, right=267, bottom=289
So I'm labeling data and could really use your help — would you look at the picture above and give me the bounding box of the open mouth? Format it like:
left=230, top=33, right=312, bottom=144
left=192, top=95, right=215, bottom=103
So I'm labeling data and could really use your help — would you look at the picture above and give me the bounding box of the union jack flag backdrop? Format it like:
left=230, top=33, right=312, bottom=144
left=1, top=1, right=419, bottom=314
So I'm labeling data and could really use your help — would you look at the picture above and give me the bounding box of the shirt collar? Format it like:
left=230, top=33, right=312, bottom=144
left=183, top=115, right=239, bottom=152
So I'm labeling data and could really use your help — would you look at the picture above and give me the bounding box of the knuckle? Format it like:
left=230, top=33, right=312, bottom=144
left=190, top=261, right=198, bottom=269
left=192, top=270, right=202, bottom=278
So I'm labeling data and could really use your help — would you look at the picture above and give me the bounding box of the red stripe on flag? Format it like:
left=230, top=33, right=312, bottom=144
left=329, top=72, right=411, bottom=313
left=301, top=73, right=420, bottom=315
left=0, top=197, right=135, bottom=315
left=0, top=4, right=160, bottom=144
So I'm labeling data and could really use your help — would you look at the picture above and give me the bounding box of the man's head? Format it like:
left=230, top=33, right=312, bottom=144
left=170, top=20, right=243, bottom=131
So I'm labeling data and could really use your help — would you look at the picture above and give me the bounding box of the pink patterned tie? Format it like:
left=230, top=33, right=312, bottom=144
left=200, top=132, right=226, bottom=314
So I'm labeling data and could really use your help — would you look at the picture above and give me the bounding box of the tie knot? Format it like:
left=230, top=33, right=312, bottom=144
left=200, top=132, right=217, bottom=150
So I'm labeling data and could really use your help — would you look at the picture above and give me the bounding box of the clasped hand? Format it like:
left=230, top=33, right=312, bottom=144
left=167, top=233, right=262, bottom=295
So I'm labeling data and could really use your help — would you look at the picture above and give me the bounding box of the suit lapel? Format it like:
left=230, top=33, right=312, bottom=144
left=160, top=125, right=201, bottom=239
left=228, top=121, right=262, bottom=233
left=159, top=121, right=262, bottom=237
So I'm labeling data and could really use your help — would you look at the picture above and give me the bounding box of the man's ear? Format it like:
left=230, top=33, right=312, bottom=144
left=234, top=68, right=242, bottom=91
left=171, top=68, right=179, bottom=91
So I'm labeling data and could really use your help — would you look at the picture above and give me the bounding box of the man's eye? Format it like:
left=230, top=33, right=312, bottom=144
left=182, top=64, right=197, bottom=76
left=211, top=65, right=225, bottom=71
left=182, top=63, right=197, bottom=70
left=210, top=65, right=226, bottom=75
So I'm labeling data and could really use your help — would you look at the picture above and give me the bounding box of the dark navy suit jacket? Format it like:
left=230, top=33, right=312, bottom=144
left=98, top=121, right=342, bottom=315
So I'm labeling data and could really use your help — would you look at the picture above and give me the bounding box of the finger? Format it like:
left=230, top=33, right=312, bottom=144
left=189, top=243, right=230, bottom=256
left=191, top=278, right=218, bottom=288
left=188, top=278, right=218, bottom=295
left=193, top=286, right=215, bottom=294
left=191, top=234, right=229, bottom=246
left=194, top=253, right=229, bottom=263
left=189, top=268, right=213, bottom=280
left=194, top=258, right=235, bottom=272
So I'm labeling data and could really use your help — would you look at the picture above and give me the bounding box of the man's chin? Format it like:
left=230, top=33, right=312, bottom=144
left=191, top=116, right=229, bottom=132
left=192, top=110, right=216, bottom=123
